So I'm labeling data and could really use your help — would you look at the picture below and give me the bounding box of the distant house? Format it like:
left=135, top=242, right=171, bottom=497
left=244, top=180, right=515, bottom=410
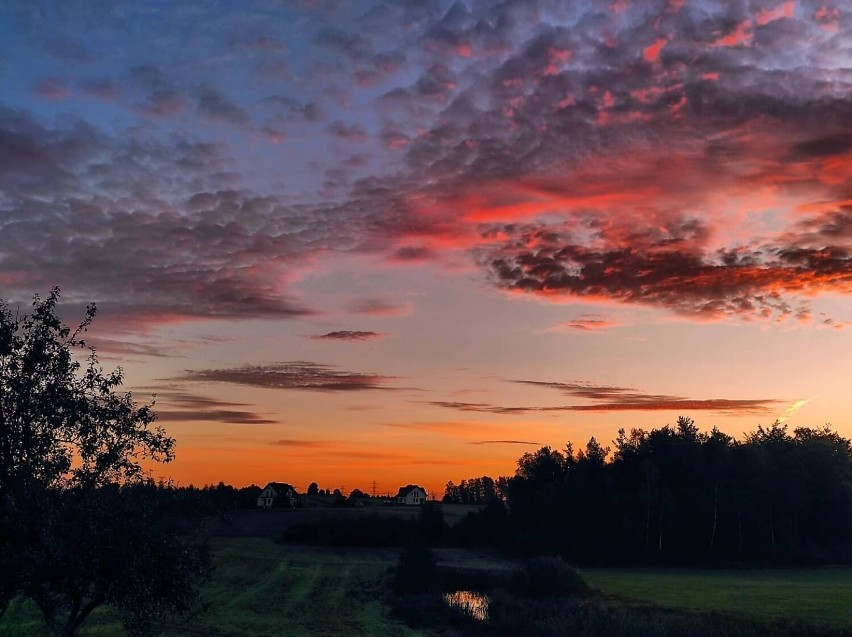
left=257, top=482, right=298, bottom=508
left=396, top=484, right=428, bottom=505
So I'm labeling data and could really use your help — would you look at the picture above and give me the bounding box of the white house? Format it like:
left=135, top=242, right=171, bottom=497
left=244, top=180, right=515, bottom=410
left=257, top=482, right=298, bottom=508
left=396, top=484, right=428, bottom=505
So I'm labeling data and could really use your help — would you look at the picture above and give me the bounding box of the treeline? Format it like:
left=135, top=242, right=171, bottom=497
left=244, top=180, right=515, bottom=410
left=442, top=476, right=509, bottom=504
left=449, top=418, right=852, bottom=565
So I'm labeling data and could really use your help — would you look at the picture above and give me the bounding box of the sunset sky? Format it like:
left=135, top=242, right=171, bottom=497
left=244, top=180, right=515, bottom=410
left=1, top=0, right=850, bottom=496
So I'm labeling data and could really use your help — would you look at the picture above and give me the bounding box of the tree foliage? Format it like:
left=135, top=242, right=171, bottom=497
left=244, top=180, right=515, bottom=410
left=500, top=418, right=852, bottom=564
left=0, top=289, right=208, bottom=636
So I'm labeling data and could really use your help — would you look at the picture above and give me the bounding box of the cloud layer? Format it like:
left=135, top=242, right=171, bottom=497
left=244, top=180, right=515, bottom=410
left=427, top=378, right=778, bottom=415
left=0, top=0, right=849, bottom=329
left=178, top=362, right=395, bottom=391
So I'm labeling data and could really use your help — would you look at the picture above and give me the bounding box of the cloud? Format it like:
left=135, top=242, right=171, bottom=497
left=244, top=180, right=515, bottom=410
left=156, top=410, right=276, bottom=425
left=509, top=379, right=778, bottom=413
left=309, top=330, right=386, bottom=341
left=511, top=380, right=637, bottom=400
left=196, top=84, right=251, bottom=127
left=776, top=398, right=813, bottom=424
left=482, top=219, right=850, bottom=321
left=428, top=399, right=776, bottom=415
left=391, top=246, right=437, bottom=262
left=177, top=361, right=396, bottom=391
left=143, top=389, right=277, bottom=425
left=427, top=375, right=779, bottom=415
left=469, top=440, right=541, bottom=445
left=552, top=315, right=622, bottom=332
left=270, top=439, right=331, bottom=447
left=1, top=0, right=850, bottom=334
left=327, top=121, right=367, bottom=143
left=346, top=298, right=412, bottom=316
left=87, top=338, right=183, bottom=358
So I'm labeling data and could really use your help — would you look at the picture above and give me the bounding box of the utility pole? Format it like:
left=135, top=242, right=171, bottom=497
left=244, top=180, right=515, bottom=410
left=371, top=480, right=377, bottom=497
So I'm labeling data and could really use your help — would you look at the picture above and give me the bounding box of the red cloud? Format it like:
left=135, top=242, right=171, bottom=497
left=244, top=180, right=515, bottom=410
left=643, top=37, right=667, bottom=63
left=711, top=21, right=753, bottom=47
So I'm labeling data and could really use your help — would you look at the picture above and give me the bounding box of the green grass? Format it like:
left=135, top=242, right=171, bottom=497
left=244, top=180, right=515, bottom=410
left=584, top=567, right=852, bottom=630
left=6, top=543, right=852, bottom=636
left=0, top=538, right=431, bottom=637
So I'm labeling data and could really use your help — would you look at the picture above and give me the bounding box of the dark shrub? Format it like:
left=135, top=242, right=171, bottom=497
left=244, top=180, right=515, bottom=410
left=510, top=556, right=588, bottom=598
left=393, top=543, right=438, bottom=594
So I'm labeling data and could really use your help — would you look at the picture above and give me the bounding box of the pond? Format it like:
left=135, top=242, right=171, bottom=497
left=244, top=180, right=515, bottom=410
left=443, top=590, right=490, bottom=621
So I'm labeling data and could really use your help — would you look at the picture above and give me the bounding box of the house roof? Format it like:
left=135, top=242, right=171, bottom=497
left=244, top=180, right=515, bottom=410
left=396, top=484, right=426, bottom=498
left=263, top=482, right=297, bottom=495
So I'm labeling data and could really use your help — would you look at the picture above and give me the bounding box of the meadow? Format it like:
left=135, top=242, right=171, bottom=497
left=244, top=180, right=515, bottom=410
left=2, top=532, right=852, bottom=636
left=583, top=567, right=852, bottom=632
left=0, top=538, right=428, bottom=637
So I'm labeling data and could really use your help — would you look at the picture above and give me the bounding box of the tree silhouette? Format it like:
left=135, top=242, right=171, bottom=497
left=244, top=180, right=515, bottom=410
left=492, top=418, right=852, bottom=564
left=0, top=289, right=208, bottom=636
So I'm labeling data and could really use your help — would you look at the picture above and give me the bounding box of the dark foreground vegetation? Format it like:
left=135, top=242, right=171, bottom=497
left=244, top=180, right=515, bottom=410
left=391, top=547, right=852, bottom=637
left=0, top=291, right=209, bottom=636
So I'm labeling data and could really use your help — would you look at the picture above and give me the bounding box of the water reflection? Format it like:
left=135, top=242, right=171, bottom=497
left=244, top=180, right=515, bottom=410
left=444, top=590, right=489, bottom=621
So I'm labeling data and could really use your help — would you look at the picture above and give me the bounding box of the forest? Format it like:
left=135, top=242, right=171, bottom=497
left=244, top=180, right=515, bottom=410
left=444, top=417, right=852, bottom=564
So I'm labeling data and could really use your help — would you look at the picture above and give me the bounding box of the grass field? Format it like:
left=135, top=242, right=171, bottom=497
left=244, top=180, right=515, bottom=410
left=0, top=538, right=431, bottom=637
left=4, top=536, right=852, bottom=636
left=584, top=567, right=852, bottom=631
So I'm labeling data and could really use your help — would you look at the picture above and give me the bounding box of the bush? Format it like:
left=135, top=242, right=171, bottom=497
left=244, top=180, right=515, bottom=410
left=393, top=543, right=438, bottom=594
left=510, top=556, right=588, bottom=598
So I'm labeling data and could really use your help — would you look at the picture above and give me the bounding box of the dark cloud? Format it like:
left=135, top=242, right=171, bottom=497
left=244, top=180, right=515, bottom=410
left=196, top=84, right=251, bottom=126
left=482, top=220, right=850, bottom=321
left=428, top=375, right=779, bottom=414
left=392, top=246, right=436, bottom=262
left=258, top=95, right=323, bottom=122
left=554, top=315, right=621, bottom=331
left=790, top=133, right=852, bottom=160
left=148, top=389, right=251, bottom=410
left=135, top=389, right=277, bottom=425
left=327, top=121, right=367, bottom=143
left=309, top=330, right=386, bottom=341
left=508, top=379, right=778, bottom=413
left=511, top=380, right=637, bottom=400
left=270, top=439, right=330, bottom=447
left=156, top=410, right=276, bottom=425
left=177, top=362, right=395, bottom=391
left=428, top=398, right=776, bottom=415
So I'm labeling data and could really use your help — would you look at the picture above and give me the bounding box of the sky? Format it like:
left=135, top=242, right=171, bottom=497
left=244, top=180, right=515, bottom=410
left=1, top=0, right=850, bottom=496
